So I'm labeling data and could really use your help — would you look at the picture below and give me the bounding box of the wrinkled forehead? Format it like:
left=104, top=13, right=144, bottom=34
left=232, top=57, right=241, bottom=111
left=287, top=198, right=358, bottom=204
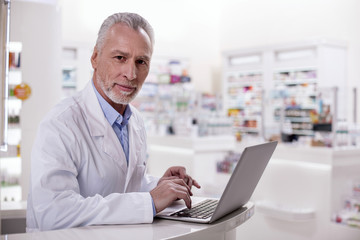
left=100, top=23, right=152, bottom=59
left=102, top=23, right=153, bottom=54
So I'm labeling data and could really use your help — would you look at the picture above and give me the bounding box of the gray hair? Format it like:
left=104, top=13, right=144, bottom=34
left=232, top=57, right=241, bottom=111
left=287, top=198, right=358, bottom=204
left=96, top=12, right=154, bottom=53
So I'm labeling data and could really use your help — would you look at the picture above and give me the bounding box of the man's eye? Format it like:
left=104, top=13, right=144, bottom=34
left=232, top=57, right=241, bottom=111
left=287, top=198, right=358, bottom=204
left=115, top=56, right=125, bottom=61
left=136, top=60, right=147, bottom=65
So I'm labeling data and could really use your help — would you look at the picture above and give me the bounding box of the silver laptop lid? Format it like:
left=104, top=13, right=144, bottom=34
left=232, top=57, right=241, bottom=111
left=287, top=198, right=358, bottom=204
left=210, top=141, right=277, bottom=223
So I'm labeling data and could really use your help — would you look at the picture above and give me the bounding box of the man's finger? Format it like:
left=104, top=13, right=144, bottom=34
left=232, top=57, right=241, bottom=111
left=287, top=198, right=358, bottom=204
left=192, top=178, right=201, bottom=189
left=187, top=177, right=193, bottom=189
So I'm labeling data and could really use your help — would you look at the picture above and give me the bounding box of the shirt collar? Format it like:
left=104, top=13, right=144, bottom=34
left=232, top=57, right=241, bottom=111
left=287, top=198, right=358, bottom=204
left=92, top=80, right=132, bottom=126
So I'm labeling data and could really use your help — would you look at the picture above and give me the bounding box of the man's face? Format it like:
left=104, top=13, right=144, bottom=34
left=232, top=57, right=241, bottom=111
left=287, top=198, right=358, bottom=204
left=91, top=23, right=152, bottom=109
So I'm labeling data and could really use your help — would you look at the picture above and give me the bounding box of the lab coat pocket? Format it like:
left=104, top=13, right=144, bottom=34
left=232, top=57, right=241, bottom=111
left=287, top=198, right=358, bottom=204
left=126, top=164, right=146, bottom=192
left=135, top=164, right=146, bottom=178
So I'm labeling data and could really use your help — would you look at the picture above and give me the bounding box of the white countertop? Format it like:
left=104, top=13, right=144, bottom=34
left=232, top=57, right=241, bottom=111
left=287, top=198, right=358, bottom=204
left=1, top=202, right=254, bottom=240
left=272, top=143, right=360, bottom=166
left=233, top=140, right=360, bottom=166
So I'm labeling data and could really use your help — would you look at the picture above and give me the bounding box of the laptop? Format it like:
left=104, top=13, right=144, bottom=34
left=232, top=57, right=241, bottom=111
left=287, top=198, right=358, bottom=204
left=156, top=141, right=278, bottom=223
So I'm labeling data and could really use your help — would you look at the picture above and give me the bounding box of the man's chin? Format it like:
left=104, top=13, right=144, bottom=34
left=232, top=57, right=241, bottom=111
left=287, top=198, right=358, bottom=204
left=108, top=94, right=135, bottom=105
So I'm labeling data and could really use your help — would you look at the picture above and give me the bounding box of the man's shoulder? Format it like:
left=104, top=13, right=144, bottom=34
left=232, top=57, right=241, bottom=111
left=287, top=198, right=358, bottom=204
left=41, top=93, right=84, bottom=127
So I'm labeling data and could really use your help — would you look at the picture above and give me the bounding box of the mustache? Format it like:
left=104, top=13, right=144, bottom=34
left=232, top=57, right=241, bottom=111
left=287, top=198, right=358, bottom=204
left=112, top=81, right=137, bottom=88
left=106, top=82, right=138, bottom=92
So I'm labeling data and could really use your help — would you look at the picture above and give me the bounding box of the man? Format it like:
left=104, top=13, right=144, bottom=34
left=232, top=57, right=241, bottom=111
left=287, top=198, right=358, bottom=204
left=26, top=12, right=200, bottom=231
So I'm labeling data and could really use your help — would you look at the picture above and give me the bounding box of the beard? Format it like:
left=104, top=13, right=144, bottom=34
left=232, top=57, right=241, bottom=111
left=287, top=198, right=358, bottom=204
left=96, top=72, right=141, bottom=105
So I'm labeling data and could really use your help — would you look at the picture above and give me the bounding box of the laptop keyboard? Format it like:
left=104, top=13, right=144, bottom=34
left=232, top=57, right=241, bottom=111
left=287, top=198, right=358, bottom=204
left=170, top=199, right=219, bottom=219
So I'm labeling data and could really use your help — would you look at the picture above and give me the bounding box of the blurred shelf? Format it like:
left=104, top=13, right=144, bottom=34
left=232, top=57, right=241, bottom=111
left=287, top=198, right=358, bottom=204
left=274, top=78, right=317, bottom=86
left=62, top=81, right=77, bottom=88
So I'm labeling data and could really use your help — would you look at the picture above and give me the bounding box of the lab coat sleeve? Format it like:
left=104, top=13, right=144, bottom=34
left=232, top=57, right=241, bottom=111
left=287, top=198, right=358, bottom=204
left=28, top=118, right=154, bottom=231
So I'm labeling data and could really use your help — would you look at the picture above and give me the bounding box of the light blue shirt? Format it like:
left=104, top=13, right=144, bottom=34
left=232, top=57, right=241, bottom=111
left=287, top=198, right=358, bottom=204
left=92, top=82, right=131, bottom=165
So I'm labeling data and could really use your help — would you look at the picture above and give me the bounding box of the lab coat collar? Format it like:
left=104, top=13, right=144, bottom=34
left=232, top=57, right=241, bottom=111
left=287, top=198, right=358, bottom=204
left=79, top=82, right=106, bottom=137
left=91, top=80, right=133, bottom=128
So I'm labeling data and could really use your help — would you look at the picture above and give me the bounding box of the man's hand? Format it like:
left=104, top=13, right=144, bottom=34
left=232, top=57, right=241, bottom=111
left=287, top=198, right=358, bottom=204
left=159, top=166, right=201, bottom=190
left=150, top=178, right=192, bottom=213
left=150, top=166, right=201, bottom=214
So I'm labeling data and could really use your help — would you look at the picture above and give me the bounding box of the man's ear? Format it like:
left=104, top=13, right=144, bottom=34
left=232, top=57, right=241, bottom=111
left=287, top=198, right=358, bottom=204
left=91, top=46, right=98, bottom=69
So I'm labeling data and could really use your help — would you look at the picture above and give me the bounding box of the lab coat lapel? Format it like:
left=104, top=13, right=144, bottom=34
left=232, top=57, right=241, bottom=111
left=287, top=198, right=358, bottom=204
left=79, top=82, right=128, bottom=174
left=124, top=106, right=143, bottom=190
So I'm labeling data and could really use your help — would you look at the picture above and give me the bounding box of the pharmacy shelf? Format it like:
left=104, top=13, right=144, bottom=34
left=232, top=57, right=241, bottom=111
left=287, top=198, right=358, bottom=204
left=1, top=42, right=23, bottom=204
left=223, top=40, right=347, bottom=143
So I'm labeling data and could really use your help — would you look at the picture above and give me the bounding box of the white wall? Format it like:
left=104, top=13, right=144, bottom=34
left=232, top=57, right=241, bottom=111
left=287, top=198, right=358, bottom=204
left=60, top=0, right=360, bottom=122
left=59, top=0, right=221, bottom=94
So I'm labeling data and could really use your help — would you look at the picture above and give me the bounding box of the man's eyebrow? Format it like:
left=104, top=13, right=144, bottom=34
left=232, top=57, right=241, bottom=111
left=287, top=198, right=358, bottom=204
left=111, top=50, right=129, bottom=57
left=111, top=50, right=150, bottom=62
left=138, top=55, right=151, bottom=62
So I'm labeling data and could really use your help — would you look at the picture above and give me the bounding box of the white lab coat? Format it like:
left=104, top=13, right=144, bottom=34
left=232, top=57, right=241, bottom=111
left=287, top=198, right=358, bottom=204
left=26, top=82, right=159, bottom=231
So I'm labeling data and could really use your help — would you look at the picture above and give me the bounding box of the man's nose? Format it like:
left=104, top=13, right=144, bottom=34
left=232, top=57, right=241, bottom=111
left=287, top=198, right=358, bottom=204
left=123, top=61, right=137, bottom=80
